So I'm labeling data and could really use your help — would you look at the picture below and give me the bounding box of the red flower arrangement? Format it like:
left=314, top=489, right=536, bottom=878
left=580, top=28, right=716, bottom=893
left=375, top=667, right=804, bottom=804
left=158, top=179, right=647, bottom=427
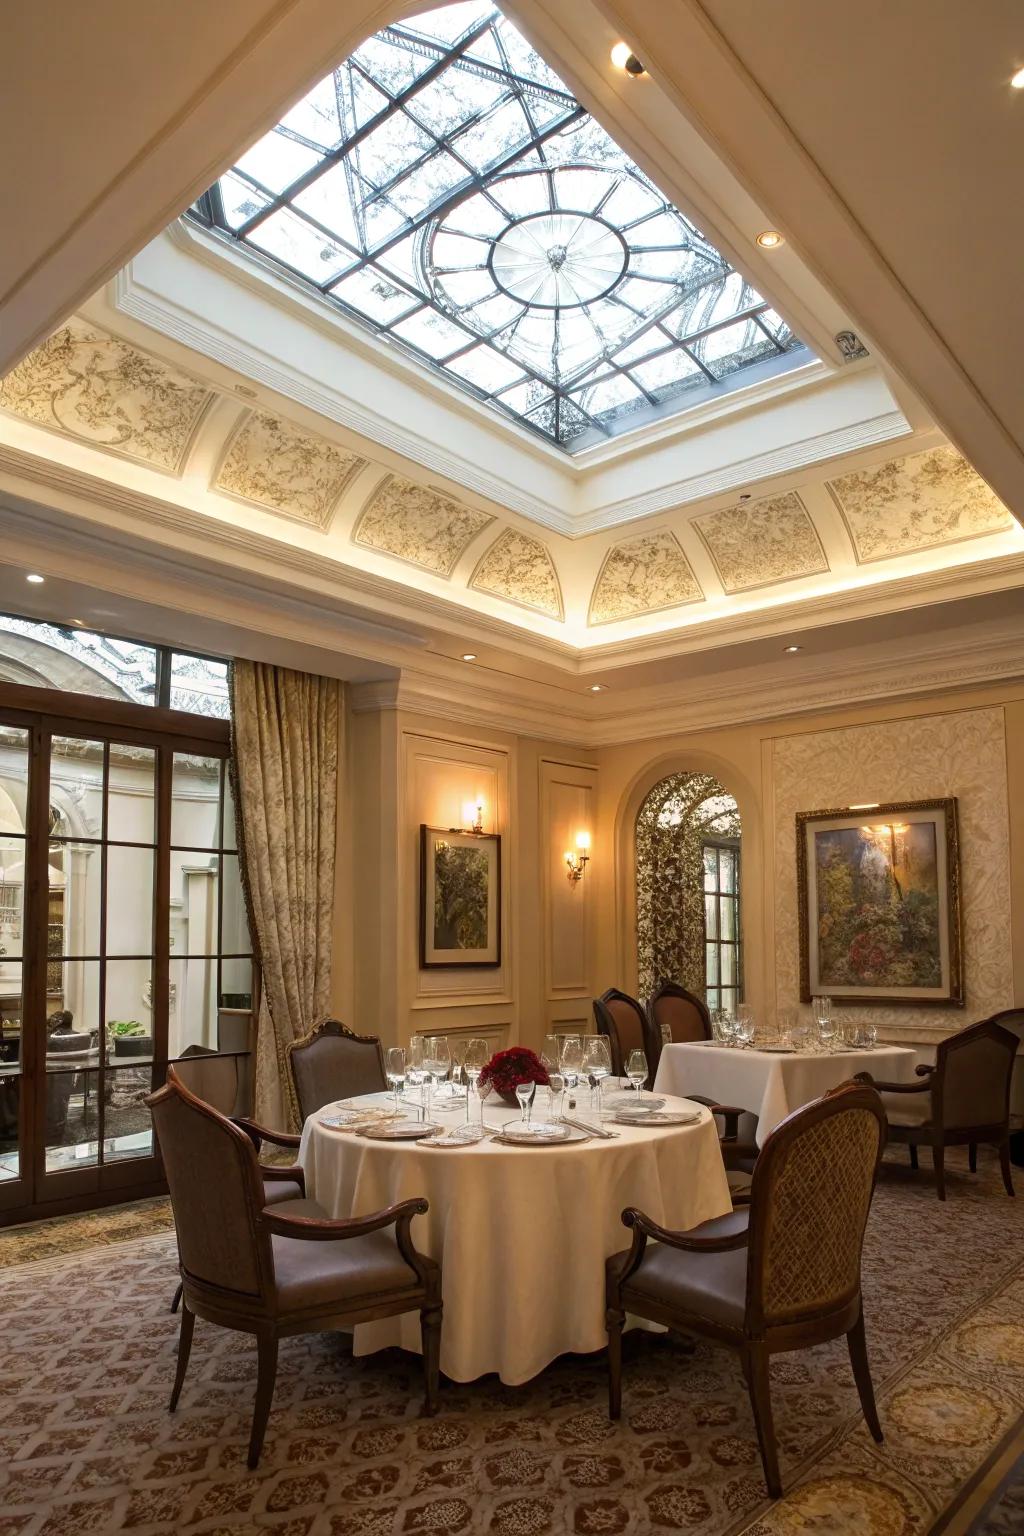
left=478, top=1046, right=550, bottom=1100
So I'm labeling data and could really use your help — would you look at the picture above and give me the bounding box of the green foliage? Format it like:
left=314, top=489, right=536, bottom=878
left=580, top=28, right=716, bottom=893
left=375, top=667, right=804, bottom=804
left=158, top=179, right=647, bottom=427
left=433, top=844, right=489, bottom=951
left=816, top=830, right=941, bottom=989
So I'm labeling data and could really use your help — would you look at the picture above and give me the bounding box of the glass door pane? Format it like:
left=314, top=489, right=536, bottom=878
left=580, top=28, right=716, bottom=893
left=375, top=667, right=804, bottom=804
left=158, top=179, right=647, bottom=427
left=0, top=726, right=29, bottom=1201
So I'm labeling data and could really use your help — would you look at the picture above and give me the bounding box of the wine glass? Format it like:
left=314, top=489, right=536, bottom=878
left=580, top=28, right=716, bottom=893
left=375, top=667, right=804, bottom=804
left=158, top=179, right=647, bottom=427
left=735, top=1005, right=755, bottom=1049
left=559, top=1036, right=584, bottom=1100
left=463, top=1037, right=489, bottom=1124
left=384, top=1046, right=406, bottom=1114
left=582, top=1036, right=612, bottom=1111
left=626, top=1048, right=648, bottom=1098
left=448, top=1036, right=467, bottom=1096
left=813, top=997, right=836, bottom=1052
left=422, top=1035, right=450, bottom=1119
left=406, top=1036, right=425, bottom=1117
left=547, top=1071, right=564, bottom=1121
left=515, top=1080, right=536, bottom=1125
left=540, top=1033, right=561, bottom=1072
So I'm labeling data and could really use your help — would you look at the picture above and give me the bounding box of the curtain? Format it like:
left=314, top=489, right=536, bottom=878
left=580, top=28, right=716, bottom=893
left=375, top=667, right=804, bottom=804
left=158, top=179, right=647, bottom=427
left=229, top=660, right=341, bottom=1129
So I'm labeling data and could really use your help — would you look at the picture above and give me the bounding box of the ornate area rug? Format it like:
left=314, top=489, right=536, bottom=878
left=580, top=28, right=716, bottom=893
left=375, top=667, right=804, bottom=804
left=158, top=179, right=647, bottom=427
left=0, top=1196, right=172, bottom=1266
left=1, top=1151, right=1022, bottom=1536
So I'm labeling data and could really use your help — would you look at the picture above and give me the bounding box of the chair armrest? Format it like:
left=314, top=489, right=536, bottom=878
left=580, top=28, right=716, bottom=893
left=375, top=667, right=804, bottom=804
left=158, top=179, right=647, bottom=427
left=233, top=1115, right=302, bottom=1150
left=262, top=1197, right=433, bottom=1286
left=915, top=1063, right=935, bottom=1077
left=613, top=1204, right=748, bottom=1291
left=853, top=1072, right=931, bottom=1094
left=688, top=1095, right=746, bottom=1140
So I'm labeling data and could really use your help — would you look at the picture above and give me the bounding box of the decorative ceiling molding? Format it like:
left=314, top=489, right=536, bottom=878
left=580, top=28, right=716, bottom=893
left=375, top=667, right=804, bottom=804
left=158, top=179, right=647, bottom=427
left=0, top=318, right=214, bottom=475
left=693, top=491, right=828, bottom=593
left=827, top=445, right=1013, bottom=564
left=352, top=474, right=494, bottom=578
left=469, top=528, right=564, bottom=621
left=213, top=408, right=366, bottom=529
left=589, top=530, right=704, bottom=625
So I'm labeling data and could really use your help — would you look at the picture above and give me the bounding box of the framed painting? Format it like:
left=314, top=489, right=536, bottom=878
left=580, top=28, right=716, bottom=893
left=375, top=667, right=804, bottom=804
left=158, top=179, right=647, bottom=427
left=796, top=798, right=962, bottom=1006
left=420, top=826, right=501, bottom=968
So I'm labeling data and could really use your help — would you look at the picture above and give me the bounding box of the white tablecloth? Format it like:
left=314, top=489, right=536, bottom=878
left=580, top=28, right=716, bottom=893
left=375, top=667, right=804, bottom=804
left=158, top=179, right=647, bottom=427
left=654, top=1042, right=918, bottom=1146
left=298, top=1091, right=731, bottom=1385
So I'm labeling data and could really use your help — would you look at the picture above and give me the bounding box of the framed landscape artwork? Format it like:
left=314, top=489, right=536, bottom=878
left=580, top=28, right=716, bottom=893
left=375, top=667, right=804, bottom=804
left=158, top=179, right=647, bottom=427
left=420, top=826, right=501, bottom=968
left=796, top=798, right=963, bottom=1006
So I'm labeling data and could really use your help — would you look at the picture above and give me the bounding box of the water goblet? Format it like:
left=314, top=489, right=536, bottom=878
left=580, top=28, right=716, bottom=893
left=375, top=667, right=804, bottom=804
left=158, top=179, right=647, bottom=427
left=406, top=1036, right=426, bottom=1119
left=547, top=1071, right=564, bottom=1121
left=559, top=1036, right=584, bottom=1104
left=463, top=1037, right=489, bottom=1124
left=540, top=1034, right=561, bottom=1072
left=626, top=1048, right=648, bottom=1099
left=515, top=1080, right=536, bottom=1126
left=384, top=1046, right=406, bottom=1114
left=582, top=1036, right=612, bottom=1111
left=448, top=1036, right=467, bottom=1094
left=734, top=1007, right=756, bottom=1049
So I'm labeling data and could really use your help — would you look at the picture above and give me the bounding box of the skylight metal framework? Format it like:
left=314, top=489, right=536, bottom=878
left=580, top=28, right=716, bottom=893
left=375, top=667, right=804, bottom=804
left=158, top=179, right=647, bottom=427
left=191, top=1, right=807, bottom=450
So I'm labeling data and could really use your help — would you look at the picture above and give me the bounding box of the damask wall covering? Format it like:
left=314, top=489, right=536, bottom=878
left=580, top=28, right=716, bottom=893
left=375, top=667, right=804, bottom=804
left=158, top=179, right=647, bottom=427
left=635, top=771, right=741, bottom=1001
left=772, top=706, right=1012, bottom=1035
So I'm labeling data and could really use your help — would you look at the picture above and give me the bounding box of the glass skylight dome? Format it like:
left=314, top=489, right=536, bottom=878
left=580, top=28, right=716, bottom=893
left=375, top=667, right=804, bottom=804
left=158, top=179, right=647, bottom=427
left=192, top=1, right=808, bottom=450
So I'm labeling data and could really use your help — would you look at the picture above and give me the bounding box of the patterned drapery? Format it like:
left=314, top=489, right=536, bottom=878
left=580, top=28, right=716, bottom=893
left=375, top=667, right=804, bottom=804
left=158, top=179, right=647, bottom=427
left=230, top=661, right=341, bottom=1129
left=636, top=772, right=740, bottom=1001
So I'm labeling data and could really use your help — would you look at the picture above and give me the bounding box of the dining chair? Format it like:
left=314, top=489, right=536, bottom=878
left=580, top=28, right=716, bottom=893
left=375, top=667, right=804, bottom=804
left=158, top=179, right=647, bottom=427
left=645, top=984, right=759, bottom=1171
left=855, top=1016, right=1018, bottom=1200
left=606, top=1081, right=887, bottom=1498
left=147, top=1068, right=441, bottom=1467
left=166, top=1047, right=304, bottom=1314
left=647, top=981, right=712, bottom=1052
left=593, top=988, right=651, bottom=1084
left=286, top=1018, right=387, bottom=1121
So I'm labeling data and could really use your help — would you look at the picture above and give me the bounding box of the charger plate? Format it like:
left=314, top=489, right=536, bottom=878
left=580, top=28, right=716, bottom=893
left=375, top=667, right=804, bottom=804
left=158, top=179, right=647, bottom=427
left=492, top=1121, right=588, bottom=1146
left=605, top=1094, right=666, bottom=1112
left=614, top=1108, right=702, bottom=1127
left=357, top=1119, right=441, bottom=1141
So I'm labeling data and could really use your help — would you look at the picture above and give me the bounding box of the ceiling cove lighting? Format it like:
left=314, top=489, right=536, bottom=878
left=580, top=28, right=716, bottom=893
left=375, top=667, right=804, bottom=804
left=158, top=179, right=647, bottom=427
left=193, top=3, right=808, bottom=452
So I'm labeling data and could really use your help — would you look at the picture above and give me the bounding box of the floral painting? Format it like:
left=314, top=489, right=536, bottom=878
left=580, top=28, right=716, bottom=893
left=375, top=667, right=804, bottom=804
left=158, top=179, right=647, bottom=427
left=420, top=827, right=501, bottom=967
left=797, top=799, right=962, bottom=1005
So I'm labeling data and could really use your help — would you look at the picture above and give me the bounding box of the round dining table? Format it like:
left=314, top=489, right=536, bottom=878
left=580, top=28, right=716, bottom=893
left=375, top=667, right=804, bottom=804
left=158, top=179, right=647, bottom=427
left=298, top=1091, right=732, bottom=1385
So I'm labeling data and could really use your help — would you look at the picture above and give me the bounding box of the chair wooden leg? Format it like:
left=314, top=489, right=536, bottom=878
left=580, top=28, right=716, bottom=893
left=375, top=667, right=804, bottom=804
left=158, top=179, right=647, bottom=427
left=908, top=1144, right=918, bottom=1170
left=606, top=1306, right=624, bottom=1421
left=847, top=1307, right=883, bottom=1443
left=169, top=1305, right=194, bottom=1411
left=969, top=1142, right=977, bottom=1173
left=421, top=1303, right=442, bottom=1416
left=999, top=1140, right=1015, bottom=1197
left=932, top=1142, right=946, bottom=1201
left=247, top=1333, right=278, bottom=1470
left=743, top=1343, right=782, bottom=1499
left=170, top=1281, right=182, bottom=1314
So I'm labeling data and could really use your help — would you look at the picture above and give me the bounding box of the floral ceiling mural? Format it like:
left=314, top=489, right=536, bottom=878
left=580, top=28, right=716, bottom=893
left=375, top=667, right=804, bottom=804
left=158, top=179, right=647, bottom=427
left=589, top=530, right=704, bottom=625
left=352, top=475, right=493, bottom=576
left=469, top=528, right=563, bottom=619
left=694, top=491, right=828, bottom=592
left=827, top=446, right=1013, bottom=563
left=215, top=410, right=365, bottom=528
left=0, top=319, right=215, bottom=474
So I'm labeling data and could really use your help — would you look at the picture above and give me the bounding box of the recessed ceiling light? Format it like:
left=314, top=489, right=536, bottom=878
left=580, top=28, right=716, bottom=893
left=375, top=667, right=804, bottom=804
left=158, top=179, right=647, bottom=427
left=610, top=41, right=645, bottom=75
left=1011, top=66, right=1024, bottom=89
left=783, top=644, right=802, bottom=654
left=756, top=229, right=785, bottom=250
left=461, top=653, right=477, bottom=662
left=26, top=572, right=44, bottom=584
left=589, top=684, right=605, bottom=692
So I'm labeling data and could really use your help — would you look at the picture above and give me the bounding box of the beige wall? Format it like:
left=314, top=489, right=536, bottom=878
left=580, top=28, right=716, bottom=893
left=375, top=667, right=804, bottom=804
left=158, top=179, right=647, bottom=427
left=333, top=678, right=1024, bottom=1061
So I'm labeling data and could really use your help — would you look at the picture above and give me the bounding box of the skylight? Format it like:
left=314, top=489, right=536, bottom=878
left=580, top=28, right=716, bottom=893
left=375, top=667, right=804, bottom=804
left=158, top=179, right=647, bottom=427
left=191, top=1, right=808, bottom=450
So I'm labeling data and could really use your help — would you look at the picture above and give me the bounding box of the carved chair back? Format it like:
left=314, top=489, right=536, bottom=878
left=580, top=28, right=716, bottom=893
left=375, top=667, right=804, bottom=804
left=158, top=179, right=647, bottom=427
left=931, top=1018, right=1018, bottom=1131
left=286, top=1018, right=387, bottom=1121
left=593, top=989, right=650, bottom=1079
left=746, top=1082, right=886, bottom=1332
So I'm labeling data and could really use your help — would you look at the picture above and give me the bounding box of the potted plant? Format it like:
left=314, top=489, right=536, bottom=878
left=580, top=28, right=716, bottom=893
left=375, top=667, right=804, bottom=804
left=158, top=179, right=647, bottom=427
left=478, top=1046, right=549, bottom=1106
left=107, top=1019, right=153, bottom=1058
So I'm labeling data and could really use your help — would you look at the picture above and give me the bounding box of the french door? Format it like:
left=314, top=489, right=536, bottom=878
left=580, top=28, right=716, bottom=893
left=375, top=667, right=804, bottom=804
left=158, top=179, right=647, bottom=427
left=0, top=687, right=254, bottom=1222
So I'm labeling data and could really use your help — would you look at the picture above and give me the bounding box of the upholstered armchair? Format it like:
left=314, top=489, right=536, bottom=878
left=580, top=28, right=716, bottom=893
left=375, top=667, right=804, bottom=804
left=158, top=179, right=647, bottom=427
left=647, top=981, right=712, bottom=1054
left=855, top=1017, right=1017, bottom=1200
left=593, top=988, right=651, bottom=1083
left=148, top=1069, right=441, bottom=1467
left=606, top=1082, right=886, bottom=1498
left=286, top=1018, right=387, bottom=1121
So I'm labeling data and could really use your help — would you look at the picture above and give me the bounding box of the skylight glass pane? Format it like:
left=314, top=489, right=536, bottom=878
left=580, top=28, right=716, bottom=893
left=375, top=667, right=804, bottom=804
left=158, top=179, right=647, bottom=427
left=194, top=1, right=810, bottom=449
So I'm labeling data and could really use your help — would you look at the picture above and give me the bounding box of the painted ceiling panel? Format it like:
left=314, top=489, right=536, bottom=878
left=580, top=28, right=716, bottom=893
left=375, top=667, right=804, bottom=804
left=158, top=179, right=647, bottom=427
left=469, top=526, right=563, bottom=618
left=214, top=409, right=365, bottom=528
left=694, top=491, right=828, bottom=592
left=827, top=446, right=1012, bottom=563
left=589, top=530, right=704, bottom=624
left=352, top=472, right=493, bottom=575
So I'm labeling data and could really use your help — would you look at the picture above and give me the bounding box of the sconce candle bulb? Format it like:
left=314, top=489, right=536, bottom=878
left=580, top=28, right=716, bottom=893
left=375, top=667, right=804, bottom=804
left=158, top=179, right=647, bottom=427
left=565, top=832, right=591, bottom=884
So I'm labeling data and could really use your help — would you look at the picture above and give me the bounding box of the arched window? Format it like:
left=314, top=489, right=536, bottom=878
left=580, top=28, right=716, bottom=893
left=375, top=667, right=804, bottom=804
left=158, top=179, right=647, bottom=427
left=636, top=770, right=741, bottom=1007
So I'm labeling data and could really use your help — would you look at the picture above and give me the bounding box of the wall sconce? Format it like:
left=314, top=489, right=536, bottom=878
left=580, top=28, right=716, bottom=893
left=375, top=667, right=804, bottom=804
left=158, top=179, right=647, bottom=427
left=462, top=800, right=485, bottom=835
left=565, top=831, right=591, bottom=884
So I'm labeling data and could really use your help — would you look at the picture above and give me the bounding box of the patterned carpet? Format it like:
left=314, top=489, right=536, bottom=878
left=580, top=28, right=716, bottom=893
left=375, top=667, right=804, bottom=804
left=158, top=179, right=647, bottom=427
left=1, top=1150, right=1023, bottom=1536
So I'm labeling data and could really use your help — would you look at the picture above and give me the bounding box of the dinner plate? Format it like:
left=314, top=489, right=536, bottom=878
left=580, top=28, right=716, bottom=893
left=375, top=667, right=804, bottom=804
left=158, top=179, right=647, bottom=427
left=614, top=1109, right=702, bottom=1126
left=423, top=1125, right=489, bottom=1148
left=492, top=1121, right=592, bottom=1146
left=605, top=1094, right=666, bottom=1112
left=358, top=1120, right=440, bottom=1140
left=318, top=1109, right=393, bottom=1129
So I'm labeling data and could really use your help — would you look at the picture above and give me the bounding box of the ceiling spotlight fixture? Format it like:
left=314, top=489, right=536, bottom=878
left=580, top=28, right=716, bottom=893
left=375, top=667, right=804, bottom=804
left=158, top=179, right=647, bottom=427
left=738, top=492, right=752, bottom=502
left=756, top=229, right=785, bottom=250
left=783, top=644, right=802, bottom=654
left=461, top=653, right=477, bottom=662
left=1011, top=66, right=1024, bottom=89
left=26, top=572, right=45, bottom=584
left=610, top=41, right=645, bottom=75
left=589, top=684, right=605, bottom=692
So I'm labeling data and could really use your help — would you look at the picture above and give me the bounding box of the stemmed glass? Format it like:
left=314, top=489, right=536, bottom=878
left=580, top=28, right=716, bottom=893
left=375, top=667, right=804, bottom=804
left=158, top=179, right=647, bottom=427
left=547, top=1071, right=564, bottom=1121
left=559, top=1036, right=584, bottom=1102
left=540, top=1034, right=561, bottom=1072
left=735, top=1005, right=756, bottom=1049
left=384, top=1046, right=406, bottom=1114
left=406, top=1036, right=426, bottom=1119
left=626, top=1048, right=648, bottom=1099
left=515, top=1080, right=536, bottom=1126
left=463, top=1037, right=489, bottom=1124
left=422, top=1035, right=450, bottom=1120
left=813, top=996, right=836, bottom=1052
left=447, top=1036, right=467, bottom=1096
left=582, top=1036, right=612, bottom=1112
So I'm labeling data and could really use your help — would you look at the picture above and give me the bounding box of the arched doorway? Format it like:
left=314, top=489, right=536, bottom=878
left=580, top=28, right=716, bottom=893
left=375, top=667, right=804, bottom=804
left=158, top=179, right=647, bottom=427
left=635, top=771, right=742, bottom=1008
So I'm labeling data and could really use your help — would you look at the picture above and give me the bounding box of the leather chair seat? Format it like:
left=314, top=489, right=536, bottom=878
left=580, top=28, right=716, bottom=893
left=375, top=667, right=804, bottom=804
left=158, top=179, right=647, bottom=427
left=879, top=1090, right=932, bottom=1127
left=607, top=1208, right=749, bottom=1331
left=262, top=1177, right=303, bottom=1206
left=270, top=1198, right=434, bottom=1310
